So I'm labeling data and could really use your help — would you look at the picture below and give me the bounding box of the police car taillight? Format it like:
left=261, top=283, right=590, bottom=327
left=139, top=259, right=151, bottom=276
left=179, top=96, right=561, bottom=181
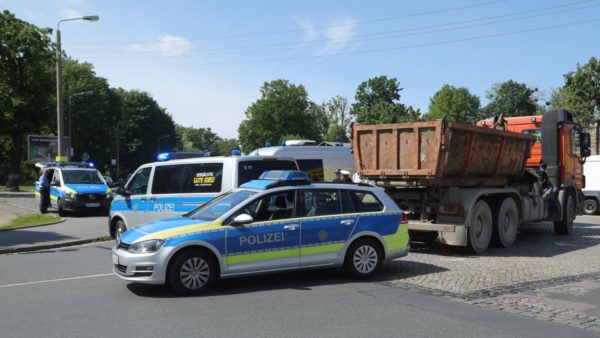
left=401, top=213, right=408, bottom=223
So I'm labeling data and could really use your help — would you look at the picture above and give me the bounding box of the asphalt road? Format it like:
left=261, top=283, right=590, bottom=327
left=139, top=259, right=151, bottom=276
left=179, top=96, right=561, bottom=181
left=0, top=243, right=596, bottom=338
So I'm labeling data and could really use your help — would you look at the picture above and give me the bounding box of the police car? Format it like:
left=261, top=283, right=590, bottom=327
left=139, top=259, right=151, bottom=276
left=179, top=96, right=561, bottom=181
left=112, top=170, right=409, bottom=294
left=34, top=162, right=112, bottom=216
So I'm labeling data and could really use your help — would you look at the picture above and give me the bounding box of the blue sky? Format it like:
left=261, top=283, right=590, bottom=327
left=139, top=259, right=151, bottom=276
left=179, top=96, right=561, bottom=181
left=3, top=0, right=599, bottom=138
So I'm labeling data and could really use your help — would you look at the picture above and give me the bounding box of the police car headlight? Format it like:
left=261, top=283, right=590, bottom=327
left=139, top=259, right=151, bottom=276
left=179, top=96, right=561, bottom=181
left=128, top=239, right=165, bottom=254
left=65, top=192, right=77, bottom=200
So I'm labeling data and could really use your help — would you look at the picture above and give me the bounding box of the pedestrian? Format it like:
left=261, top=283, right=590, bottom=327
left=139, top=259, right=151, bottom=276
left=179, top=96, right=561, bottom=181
left=333, top=169, right=343, bottom=182
left=339, top=170, right=352, bottom=183
left=39, top=169, right=51, bottom=213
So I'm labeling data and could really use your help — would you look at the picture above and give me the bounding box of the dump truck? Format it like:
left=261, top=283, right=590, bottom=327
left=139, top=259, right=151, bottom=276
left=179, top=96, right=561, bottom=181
left=352, top=109, right=591, bottom=253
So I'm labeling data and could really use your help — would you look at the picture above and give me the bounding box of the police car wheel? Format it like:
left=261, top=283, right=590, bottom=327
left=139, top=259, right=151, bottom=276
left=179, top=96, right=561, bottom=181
left=168, top=249, right=217, bottom=294
left=344, top=239, right=382, bottom=279
left=114, top=220, right=126, bottom=241
left=57, top=199, right=66, bottom=217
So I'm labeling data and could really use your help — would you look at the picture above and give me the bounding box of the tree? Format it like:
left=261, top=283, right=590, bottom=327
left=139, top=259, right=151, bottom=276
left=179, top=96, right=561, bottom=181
left=323, top=96, right=352, bottom=142
left=114, top=89, right=177, bottom=177
left=424, top=84, right=481, bottom=123
left=482, top=80, right=538, bottom=119
left=63, top=59, right=118, bottom=171
left=0, top=10, right=54, bottom=190
left=350, top=76, right=420, bottom=124
left=550, top=57, right=600, bottom=126
left=238, top=79, right=325, bottom=153
left=176, top=125, right=219, bottom=152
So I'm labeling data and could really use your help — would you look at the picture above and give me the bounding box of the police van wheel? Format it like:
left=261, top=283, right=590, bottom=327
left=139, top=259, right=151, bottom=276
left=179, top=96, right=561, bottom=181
left=114, top=220, right=126, bottom=241
left=57, top=199, right=66, bottom=217
left=344, top=238, right=382, bottom=279
left=168, top=249, right=217, bottom=295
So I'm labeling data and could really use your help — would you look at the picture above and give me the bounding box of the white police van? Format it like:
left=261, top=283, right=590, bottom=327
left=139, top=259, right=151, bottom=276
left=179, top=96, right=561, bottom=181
left=248, top=142, right=355, bottom=181
left=109, top=153, right=298, bottom=240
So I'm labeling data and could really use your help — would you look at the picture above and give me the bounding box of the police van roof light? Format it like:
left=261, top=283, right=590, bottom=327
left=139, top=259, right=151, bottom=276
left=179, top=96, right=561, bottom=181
left=230, top=149, right=241, bottom=156
left=88, top=162, right=95, bottom=167
left=157, top=152, right=171, bottom=161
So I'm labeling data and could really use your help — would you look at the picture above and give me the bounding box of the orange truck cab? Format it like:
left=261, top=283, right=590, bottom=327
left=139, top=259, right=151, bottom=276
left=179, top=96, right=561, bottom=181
left=480, top=110, right=591, bottom=220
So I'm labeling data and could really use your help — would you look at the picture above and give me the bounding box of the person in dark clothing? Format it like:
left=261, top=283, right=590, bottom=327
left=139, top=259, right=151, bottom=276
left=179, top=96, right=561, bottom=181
left=333, top=169, right=343, bottom=183
left=39, top=169, right=51, bottom=213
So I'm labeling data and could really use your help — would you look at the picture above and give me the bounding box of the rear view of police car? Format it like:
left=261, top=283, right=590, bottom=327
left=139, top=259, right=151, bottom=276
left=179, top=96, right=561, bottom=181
left=112, top=170, right=409, bottom=294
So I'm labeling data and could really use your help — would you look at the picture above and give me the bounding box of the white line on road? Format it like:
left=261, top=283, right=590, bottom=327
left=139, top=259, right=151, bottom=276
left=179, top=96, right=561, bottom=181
left=0, top=273, right=113, bottom=289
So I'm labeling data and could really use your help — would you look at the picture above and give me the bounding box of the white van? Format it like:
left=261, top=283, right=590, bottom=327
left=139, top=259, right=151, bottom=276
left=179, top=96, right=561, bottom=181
left=248, top=144, right=355, bottom=181
left=109, top=155, right=298, bottom=239
left=583, top=155, right=600, bottom=215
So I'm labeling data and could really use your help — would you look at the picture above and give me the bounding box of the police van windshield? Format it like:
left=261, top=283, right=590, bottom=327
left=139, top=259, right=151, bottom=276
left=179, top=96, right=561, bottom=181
left=238, top=160, right=297, bottom=185
left=188, top=190, right=257, bottom=221
left=62, top=170, right=104, bottom=184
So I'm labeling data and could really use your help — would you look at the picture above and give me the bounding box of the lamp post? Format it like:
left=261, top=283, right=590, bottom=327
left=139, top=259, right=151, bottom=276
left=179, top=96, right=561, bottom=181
left=68, top=91, right=94, bottom=159
left=56, top=15, right=99, bottom=162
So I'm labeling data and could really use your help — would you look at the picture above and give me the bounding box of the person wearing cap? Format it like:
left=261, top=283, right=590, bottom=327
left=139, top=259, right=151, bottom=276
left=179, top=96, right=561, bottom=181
left=333, top=169, right=343, bottom=183
left=339, top=169, right=352, bottom=183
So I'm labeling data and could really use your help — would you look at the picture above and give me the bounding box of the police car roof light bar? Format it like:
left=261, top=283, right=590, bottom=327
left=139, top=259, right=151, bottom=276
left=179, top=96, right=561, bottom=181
left=259, top=170, right=310, bottom=181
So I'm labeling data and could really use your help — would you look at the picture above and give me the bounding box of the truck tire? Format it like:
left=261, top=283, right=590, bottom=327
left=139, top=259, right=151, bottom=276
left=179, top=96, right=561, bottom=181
left=554, top=194, right=575, bottom=235
left=491, top=198, right=519, bottom=248
left=583, top=198, right=598, bottom=215
left=467, top=200, right=493, bottom=254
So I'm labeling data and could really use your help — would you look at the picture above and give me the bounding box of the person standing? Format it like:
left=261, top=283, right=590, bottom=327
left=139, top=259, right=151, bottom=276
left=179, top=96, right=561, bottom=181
left=39, top=169, right=51, bottom=213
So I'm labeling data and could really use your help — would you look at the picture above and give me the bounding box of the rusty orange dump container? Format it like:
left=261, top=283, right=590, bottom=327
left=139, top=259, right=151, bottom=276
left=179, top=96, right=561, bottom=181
left=352, top=120, right=536, bottom=186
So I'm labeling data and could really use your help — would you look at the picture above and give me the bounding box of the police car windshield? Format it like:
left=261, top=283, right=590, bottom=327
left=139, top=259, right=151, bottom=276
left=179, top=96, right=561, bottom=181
left=188, top=190, right=257, bottom=221
left=62, top=170, right=104, bottom=184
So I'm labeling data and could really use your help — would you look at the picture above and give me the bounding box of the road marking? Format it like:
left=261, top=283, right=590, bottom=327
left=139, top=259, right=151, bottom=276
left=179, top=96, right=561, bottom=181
left=0, top=273, right=113, bottom=289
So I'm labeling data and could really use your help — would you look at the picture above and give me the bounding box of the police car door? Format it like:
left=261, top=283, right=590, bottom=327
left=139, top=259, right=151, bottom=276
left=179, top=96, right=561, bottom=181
left=145, top=164, right=182, bottom=223
left=225, top=190, right=300, bottom=274
left=299, top=189, right=357, bottom=266
left=50, top=170, right=62, bottom=208
left=116, top=167, right=152, bottom=227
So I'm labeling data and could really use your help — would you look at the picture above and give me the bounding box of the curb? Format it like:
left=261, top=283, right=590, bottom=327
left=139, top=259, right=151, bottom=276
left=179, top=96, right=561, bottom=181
left=0, top=236, right=113, bottom=255
left=0, top=192, right=35, bottom=198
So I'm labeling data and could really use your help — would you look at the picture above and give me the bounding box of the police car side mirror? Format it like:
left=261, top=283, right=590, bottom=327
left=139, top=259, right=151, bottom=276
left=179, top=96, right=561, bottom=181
left=232, top=213, right=254, bottom=225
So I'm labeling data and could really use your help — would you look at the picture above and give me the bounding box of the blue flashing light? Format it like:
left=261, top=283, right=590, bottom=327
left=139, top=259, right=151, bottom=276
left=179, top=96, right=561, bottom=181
left=259, top=170, right=310, bottom=181
left=230, top=149, right=241, bottom=156
left=279, top=140, right=286, bottom=146
left=157, top=152, right=171, bottom=161
left=88, top=162, right=95, bottom=168
left=265, top=141, right=271, bottom=147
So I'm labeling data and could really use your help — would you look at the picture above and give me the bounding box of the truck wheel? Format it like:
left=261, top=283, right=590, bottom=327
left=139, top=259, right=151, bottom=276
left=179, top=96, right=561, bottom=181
left=583, top=198, right=598, bottom=215
left=554, top=194, right=575, bottom=235
left=168, top=249, right=217, bottom=295
left=467, top=200, right=493, bottom=254
left=492, top=198, right=519, bottom=248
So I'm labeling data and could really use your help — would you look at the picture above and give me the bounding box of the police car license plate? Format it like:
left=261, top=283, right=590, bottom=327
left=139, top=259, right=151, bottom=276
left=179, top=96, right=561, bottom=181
left=112, top=253, right=119, bottom=265
left=86, top=203, right=100, bottom=207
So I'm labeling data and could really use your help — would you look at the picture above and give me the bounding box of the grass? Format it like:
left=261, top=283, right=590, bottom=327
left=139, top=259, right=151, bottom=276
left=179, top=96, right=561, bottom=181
left=0, top=213, right=63, bottom=231
left=2, top=185, right=35, bottom=192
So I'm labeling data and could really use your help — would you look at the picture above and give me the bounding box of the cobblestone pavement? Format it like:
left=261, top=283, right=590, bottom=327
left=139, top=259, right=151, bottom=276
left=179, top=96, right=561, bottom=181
left=378, top=215, right=600, bottom=332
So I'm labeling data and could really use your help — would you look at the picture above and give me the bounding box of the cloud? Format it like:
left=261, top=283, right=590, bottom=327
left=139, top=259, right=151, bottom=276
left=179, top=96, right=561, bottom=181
left=128, top=34, right=192, bottom=57
left=293, top=15, right=358, bottom=55
left=58, top=8, right=83, bottom=19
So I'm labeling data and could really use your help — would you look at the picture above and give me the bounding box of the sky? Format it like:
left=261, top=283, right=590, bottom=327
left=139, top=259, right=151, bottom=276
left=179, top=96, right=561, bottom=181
left=2, top=0, right=600, bottom=138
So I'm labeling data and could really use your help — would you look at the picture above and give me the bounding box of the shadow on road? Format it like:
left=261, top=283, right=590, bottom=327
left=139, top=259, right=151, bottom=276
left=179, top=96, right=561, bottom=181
left=0, top=229, right=76, bottom=247
left=408, top=220, right=600, bottom=258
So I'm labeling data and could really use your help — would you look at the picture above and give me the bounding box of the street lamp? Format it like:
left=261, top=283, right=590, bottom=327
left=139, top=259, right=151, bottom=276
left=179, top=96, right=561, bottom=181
left=68, top=91, right=94, bottom=159
left=56, top=15, right=99, bottom=162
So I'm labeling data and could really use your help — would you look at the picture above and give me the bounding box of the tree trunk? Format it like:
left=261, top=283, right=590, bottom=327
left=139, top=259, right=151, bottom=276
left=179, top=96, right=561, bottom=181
left=6, top=132, right=23, bottom=191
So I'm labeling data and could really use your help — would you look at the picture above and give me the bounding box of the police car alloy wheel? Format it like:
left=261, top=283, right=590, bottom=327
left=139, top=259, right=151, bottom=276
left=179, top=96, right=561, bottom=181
left=344, top=238, right=382, bottom=279
left=115, top=220, right=126, bottom=242
left=168, top=249, right=217, bottom=294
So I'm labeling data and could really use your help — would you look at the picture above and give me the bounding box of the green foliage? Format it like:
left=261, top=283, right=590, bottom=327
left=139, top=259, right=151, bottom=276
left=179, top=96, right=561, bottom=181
left=424, top=84, right=481, bottom=123
left=0, top=10, right=54, bottom=189
left=238, top=79, right=326, bottom=153
left=323, top=96, right=351, bottom=142
left=63, top=59, right=117, bottom=170
left=482, top=80, right=538, bottom=119
left=550, top=57, right=600, bottom=126
left=175, top=125, right=239, bottom=155
left=114, top=89, right=177, bottom=177
left=350, top=76, right=420, bottom=124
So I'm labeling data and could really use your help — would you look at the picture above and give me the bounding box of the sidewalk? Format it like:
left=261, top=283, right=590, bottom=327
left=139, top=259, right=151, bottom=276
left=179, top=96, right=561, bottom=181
left=0, top=193, right=110, bottom=254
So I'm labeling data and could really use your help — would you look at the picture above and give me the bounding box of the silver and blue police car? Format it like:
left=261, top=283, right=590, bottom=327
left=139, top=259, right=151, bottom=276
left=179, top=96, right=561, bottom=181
left=112, top=170, right=409, bottom=294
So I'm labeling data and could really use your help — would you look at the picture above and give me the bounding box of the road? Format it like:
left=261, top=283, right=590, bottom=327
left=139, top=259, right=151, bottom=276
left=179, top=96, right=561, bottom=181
left=0, top=242, right=596, bottom=338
